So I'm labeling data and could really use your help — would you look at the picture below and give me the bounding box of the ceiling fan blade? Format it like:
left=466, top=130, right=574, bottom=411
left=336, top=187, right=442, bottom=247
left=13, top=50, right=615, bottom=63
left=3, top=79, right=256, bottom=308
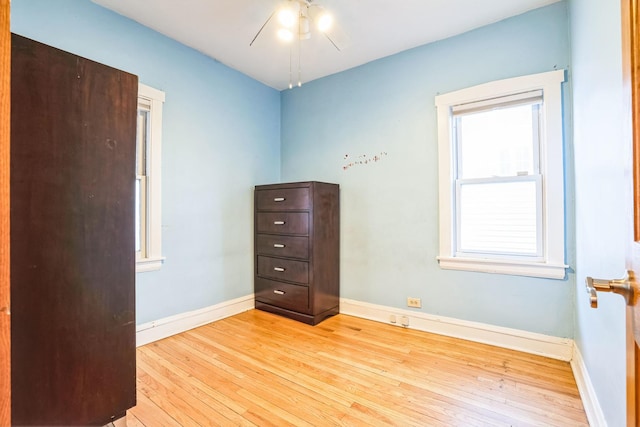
left=323, top=23, right=349, bottom=52
left=323, top=32, right=341, bottom=52
left=249, top=10, right=275, bottom=47
left=306, top=3, right=349, bottom=51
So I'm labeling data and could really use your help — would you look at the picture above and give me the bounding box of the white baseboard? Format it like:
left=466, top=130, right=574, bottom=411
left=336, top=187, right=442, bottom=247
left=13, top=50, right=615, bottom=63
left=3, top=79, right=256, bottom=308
left=136, top=296, right=573, bottom=359
left=570, top=345, right=607, bottom=427
left=339, top=298, right=574, bottom=361
left=135, top=294, right=255, bottom=346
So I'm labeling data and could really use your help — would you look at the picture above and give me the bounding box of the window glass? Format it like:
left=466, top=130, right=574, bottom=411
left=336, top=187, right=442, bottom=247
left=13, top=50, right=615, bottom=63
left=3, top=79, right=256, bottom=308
left=456, top=103, right=539, bottom=179
left=135, top=108, right=149, bottom=256
left=453, top=98, right=543, bottom=258
left=136, top=83, right=165, bottom=272
left=135, top=178, right=141, bottom=253
left=457, top=178, right=540, bottom=257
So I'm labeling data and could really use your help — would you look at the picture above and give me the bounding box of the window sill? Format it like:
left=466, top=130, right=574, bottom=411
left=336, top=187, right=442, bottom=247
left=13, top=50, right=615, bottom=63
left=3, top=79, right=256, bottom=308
left=436, top=256, right=568, bottom=279
left=136, top=256, right=165, bottom=273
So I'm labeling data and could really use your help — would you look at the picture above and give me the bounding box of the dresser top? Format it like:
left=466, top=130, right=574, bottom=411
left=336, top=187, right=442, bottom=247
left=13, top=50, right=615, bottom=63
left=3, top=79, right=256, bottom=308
left=255, top=181, right=338, bottom=191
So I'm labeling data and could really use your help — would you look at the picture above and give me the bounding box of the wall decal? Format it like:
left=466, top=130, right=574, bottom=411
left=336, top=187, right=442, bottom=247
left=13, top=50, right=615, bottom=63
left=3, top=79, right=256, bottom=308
left=342, top=152, right=388, bottom=170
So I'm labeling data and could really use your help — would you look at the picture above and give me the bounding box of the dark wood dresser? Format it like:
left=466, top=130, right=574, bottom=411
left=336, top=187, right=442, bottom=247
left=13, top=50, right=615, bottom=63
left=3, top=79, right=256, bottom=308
left=254, top=181, right=339, bottom=325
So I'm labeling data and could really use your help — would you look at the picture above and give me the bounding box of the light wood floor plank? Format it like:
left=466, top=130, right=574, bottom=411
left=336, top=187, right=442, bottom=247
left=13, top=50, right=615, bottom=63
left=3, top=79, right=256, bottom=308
left=129, top=389, right=182, bottom=426
left=124, top=411, right=146, bottom=427
left=128, top=310, right=588, bottom=426
left=209, top=314, right=521, bottom=426
left=182, top=329, right=429, bottom=426
left=137, top=348, right=250, bottom=427
left=152, top=339, right=294, bottom=426
left=141, top=344, right=258, bottom=426
left=219, top=312, right=577, bottom=425
left=157, top=335, right=335, bottom=427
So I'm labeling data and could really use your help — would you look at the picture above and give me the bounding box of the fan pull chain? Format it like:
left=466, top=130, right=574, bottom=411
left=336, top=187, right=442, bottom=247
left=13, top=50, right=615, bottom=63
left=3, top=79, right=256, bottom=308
left=298, top=33, right=302, bottom=87
left=288, top=44, right=293, bottom=90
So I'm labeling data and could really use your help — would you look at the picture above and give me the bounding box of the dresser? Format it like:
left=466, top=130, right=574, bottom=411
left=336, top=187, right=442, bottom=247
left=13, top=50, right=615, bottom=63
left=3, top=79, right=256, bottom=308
left=254, top=181, right=339, bottom=325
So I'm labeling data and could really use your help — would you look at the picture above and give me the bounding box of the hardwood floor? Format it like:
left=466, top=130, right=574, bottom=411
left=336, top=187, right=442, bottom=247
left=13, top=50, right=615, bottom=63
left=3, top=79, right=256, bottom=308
left=127, top=310, right=588, bottom=426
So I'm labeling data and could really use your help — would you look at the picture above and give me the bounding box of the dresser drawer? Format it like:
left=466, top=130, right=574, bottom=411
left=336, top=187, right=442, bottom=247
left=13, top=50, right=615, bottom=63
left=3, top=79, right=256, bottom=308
left=256, top=212, right=309, bottom=235
left=256, top=187, right=310, bottom=211
left=256, top=234, right=309, bottom=259
left=257, top=255, right=309, bottom=284
left=255, top=278, right=309, bottom=312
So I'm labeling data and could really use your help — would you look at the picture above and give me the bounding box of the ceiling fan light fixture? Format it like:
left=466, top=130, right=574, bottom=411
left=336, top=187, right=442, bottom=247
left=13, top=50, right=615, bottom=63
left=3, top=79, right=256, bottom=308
left=316, top=12, right=333, bottom=32
left=277, top=1, right=300, bottom=28
left=277, top=28, right=295, bottom=42
left=307, top=5, right=333, bottom=33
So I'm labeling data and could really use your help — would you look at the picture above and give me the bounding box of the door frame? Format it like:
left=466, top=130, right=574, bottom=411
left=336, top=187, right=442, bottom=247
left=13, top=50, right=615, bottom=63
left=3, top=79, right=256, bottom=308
left=0, top=0, right=10, bottom=424
left=622, top=0, right=640, bottom=424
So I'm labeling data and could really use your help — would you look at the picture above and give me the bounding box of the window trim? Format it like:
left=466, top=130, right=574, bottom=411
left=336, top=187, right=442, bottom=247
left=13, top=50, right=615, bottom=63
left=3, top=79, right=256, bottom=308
left=435, top=70, right=567, bottom=279
left=137, top=83, right=165, bottom=273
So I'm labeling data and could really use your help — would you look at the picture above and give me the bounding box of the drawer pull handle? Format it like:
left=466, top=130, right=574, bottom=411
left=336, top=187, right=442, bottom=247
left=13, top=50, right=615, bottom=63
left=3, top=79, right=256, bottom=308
left=274, top=197, right=286, bottom=202
left=274, top=290, right=285, bottom=295
left=273, top=267, right=286, bottom=272
left=273, top=221, right=285, bottom=225
left=273, top=244, right=286, bottom=248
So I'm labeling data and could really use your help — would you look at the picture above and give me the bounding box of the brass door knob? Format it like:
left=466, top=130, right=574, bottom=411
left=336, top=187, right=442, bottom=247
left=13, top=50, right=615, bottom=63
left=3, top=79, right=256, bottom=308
left=585, top=272, right=634, bottom=308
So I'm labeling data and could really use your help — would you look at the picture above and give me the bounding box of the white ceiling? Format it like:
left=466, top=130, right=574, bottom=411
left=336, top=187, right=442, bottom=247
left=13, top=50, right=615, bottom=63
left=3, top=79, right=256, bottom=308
left=92, top=0, right=562, bottom=91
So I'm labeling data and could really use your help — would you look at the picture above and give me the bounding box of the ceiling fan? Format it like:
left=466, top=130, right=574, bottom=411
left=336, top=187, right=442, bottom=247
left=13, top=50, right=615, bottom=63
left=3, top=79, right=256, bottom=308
left=249, top=0, right=346, bottom=88
left=250, top=0, right=342, bottom=50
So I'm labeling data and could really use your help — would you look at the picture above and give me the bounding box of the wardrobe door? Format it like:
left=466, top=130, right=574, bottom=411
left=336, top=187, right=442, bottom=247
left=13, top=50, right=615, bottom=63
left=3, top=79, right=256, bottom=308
left=10, top=34, right=137, bottom=425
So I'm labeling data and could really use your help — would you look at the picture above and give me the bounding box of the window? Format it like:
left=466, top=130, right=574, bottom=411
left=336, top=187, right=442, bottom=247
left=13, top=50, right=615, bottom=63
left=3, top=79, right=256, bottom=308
left=136, top=83, right=165, bottom=272
left=435, top=70, right=567, bottom=279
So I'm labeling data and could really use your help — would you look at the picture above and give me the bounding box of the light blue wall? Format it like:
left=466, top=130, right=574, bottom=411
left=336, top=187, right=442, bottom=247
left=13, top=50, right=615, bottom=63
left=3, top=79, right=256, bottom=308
left=281, top=3, right=575, bottom=337
left=11, top=0, right=282, bottom=324
left=570, top=0, right=627, bottom=424
left=12, top=1, right=580, bottom=339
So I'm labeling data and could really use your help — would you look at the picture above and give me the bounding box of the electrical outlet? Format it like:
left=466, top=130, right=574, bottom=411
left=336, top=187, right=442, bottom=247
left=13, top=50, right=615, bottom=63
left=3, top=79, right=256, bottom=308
left=407, top=297, right=421, bottom=308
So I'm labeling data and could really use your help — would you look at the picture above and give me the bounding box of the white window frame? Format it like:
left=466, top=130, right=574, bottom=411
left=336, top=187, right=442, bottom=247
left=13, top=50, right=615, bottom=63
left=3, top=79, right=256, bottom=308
left=136, top=83, right=165, bottom=273
left=435, top=70, right=567, bottom=279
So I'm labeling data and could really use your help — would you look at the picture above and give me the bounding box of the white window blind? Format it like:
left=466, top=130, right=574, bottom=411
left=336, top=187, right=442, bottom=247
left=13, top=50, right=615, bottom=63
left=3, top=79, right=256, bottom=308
left=451, top=90, right=543, bottom=115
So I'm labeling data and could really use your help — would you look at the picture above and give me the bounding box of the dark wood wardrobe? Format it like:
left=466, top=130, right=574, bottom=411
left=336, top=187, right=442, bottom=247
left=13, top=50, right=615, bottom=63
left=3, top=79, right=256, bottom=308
left=10, top=34, right=137, bottom=425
